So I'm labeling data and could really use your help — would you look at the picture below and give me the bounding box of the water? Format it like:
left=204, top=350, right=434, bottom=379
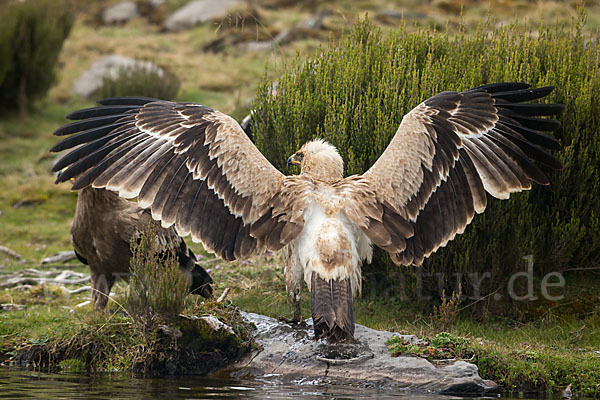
left=0, top=368, right=476, bottom=399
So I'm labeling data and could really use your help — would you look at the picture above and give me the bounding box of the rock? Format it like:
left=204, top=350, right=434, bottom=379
left=158, top=325, right=183, bottom=339
left=164, top=0, right=244, bottom=32
left=237, top=41, right=273, bottom=52
left=562, top=383, right=572, bottom=398
left=102, top=2, right=139, bottom=25
left=188, top=315, right=235, bottom=335
left=231, top=313, right=498, bottom=396
left=71, top=55, right=163, bottom=98
left=376, top=10, right=428, bottom=24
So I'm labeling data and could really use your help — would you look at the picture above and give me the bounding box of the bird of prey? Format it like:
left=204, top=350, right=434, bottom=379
left=50, top=82, right=563, bottom=341
left=68, top=186, right=213, bottom=310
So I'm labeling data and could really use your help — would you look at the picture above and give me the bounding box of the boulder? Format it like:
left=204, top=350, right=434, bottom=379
left=102, top=2, right=139, bottom=25
left=231, top=313, right=499, bottom=396
left=71, top=55, right=163, bottom=98
left=164, top=0, right=244, bottom=32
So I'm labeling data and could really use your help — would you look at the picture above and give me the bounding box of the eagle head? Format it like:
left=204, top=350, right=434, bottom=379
left=287, top=139, right=344, bottom=182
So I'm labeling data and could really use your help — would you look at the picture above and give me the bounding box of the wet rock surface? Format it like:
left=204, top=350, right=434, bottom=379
left=231, top=312, right=498, bottom=396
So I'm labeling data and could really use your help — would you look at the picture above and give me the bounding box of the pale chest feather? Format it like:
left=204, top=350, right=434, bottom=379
left=293, top=189, right=373, bottom=286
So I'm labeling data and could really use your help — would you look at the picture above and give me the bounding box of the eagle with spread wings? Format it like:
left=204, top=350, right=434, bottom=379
left=51, top=82, right=563, bottom=343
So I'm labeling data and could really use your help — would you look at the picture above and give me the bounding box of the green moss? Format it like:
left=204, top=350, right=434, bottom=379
left=473, top=345, right=600, bottom=396
left=383, top=327, right=600, bottom=396
left=386, top=332, right=472, bottom=360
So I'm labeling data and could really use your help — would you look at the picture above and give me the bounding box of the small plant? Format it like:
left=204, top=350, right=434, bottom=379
left=99, top=66, right=181, bottom=101
left=386, top=332, right=472, bottom=361
left=430, top=287, right=462, bottom=332
left=385, top=336, right=420, bottom=356
left=0, top=0, right=73, bottom=117
left=431, top=331, right=468, bottom=348
left=125, top=224, right=190, bottom=329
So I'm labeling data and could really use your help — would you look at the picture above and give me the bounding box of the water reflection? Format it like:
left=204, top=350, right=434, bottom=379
left=0, top=368, right=475, bottom=399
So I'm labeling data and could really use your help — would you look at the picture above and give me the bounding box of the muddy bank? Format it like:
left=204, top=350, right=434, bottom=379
left=8, top=311, right=253, bottom=376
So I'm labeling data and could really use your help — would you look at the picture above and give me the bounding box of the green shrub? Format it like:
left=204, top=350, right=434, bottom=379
left=125, top=225, right=189, bottom=328
left=0, top=0, right=73, bottom=117
left=251, top=14, right=600, bottom=318
left=99, top=66, right=181, bottom=101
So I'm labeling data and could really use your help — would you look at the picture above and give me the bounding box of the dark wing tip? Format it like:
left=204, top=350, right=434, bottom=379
left=466, top=82, right=531, bottom=94
left=491, top=85, right=556, bottom=103
left=66, top=105, right=141, bottom=120
left=97, top=96, right=162, bottom=106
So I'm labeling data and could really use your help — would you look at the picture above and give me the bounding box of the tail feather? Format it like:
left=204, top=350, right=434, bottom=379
left=311, top=273, right=354, bottom=343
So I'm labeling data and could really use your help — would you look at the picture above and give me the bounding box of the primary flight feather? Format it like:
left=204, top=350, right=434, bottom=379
left=52, top=83, right=563, bottom=342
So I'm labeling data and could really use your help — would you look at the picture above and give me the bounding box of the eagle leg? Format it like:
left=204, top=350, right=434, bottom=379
left=279, top=287, right=304, bottom=324
left=90, top=270, right=116, bottom=311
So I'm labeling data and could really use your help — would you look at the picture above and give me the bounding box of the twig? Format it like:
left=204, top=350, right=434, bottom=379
left=66, top=285, right=91, bottom=294
left=217, top=287, right=230, bottom=303
left=11, top=284, right=33, bottom=291
left=1, top=303, right=26, bottom=311
left=38, top=264, right=82, bottom=269
left=0, top=245, right=21, bottom=259
left=55, top=270, right=86, bottom=280
left=41, top=251, right=77, bottom=265
left=74, top=300, right=91, bottom=308
left=16, top=268, right=56, bottom=277
left=0, top=276, right=90, bottom=288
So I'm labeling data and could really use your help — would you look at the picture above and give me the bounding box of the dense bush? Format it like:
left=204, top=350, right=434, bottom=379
left=0, top=0, right=73, bottom=117
left=251, top=15, right=600, bottom=317
left=99, top=65, right=181, bottom=101
left=125, top=225, right=189, bottom=328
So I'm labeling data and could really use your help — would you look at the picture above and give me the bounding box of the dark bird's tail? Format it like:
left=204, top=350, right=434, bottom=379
left=310, top=273, right=355, bottom=343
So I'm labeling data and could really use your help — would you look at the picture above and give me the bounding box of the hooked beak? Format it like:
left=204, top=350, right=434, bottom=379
left=287, top=153, right=302, bottom=166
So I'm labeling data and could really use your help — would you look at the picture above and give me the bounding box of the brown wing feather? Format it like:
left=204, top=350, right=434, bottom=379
left=348, top=83, right=563, bottom=265
left=52, top=98, right=306, bottom=259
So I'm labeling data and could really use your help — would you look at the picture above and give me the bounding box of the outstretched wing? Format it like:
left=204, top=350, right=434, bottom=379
left=51, top=98, right=308, bottom=260
left=345, top=83, right=563, bottom=265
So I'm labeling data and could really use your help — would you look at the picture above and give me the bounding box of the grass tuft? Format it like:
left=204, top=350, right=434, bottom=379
left=125, top=225, right=190, bottom=328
